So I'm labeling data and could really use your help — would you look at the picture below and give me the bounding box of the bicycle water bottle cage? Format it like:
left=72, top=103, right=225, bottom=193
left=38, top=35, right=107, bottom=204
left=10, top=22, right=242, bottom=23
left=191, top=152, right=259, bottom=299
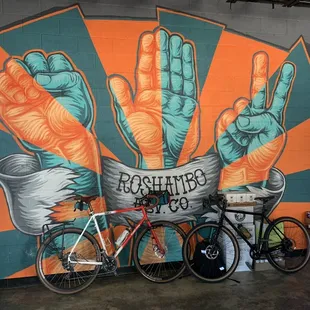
left=74, top=201, right=89, bottom=212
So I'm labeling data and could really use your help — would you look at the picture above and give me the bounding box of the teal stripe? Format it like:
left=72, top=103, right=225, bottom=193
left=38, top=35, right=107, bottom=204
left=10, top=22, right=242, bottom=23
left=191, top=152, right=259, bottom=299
left=0, top=8, right=135, bottom=167
left=164, top=226, right=182, bottom=263
left=159, top=11, right=223, bottom=167
left=268, top=41, right=310, bottom=131
left=0, top=130, right=23, bottom=157
left=137, top=228, right=151, bottom=264
left=0, top=230, right=37, bottom=279
left=281, top=170, right=310, bottom=202
left=159, top=11, right=223, bottom=92
left=214, top=41, right=309, bottom=172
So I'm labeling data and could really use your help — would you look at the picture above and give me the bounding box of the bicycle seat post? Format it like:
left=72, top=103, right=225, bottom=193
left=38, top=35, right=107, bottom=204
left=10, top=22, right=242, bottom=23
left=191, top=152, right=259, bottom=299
left=88, top=202, right=94, bottom=215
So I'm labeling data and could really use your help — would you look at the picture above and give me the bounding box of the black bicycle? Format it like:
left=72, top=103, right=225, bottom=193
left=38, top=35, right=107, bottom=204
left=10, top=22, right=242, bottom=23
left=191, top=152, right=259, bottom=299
left=182, top=193, right=310, bottom=283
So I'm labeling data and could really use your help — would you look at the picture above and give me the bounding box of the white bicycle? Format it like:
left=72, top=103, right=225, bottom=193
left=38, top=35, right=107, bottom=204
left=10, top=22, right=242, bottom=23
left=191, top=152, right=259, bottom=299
left=36, top=191, right=186, bottom=294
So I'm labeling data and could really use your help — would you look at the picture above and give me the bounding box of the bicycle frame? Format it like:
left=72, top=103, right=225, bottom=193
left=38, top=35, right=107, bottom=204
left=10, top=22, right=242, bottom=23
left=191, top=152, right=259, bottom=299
left=68, top=204, right=162, bottom=266
left=216, top=202, right=274, bottom=256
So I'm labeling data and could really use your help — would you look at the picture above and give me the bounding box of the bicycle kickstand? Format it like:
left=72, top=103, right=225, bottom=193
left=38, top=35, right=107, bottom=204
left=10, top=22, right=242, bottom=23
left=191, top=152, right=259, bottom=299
left=246, top=259, right=256, bottom=271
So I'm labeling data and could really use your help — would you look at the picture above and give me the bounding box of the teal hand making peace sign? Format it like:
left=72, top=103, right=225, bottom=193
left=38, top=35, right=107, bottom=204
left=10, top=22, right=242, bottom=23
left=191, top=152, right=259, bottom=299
left=216, top=52, right=296, bottom=189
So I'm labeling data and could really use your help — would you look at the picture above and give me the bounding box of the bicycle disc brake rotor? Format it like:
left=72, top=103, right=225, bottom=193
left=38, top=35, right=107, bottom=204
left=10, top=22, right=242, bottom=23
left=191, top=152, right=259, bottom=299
left=153, top=244, right=168, bottom=259
left=202, top=245, right=219, bottom=260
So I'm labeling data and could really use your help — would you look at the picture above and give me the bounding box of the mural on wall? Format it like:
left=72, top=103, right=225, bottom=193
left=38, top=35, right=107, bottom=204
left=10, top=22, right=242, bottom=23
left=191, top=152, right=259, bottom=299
left=0, top=5, right=309, bottom=279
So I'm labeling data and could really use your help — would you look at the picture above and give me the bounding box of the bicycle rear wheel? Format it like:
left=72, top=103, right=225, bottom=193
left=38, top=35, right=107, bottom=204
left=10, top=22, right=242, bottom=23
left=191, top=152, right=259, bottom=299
left=133, top=221, right=186, bottom=283
left=182, top=223, right=240, bottom=283
left=36, top=228, right=101, bottom=294
left=265, top=217, right=310, bottom=273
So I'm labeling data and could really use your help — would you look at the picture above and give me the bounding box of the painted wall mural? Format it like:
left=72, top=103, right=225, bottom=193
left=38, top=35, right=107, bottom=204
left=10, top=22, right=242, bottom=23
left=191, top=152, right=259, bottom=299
left=0, top=5, right=309, bottom=279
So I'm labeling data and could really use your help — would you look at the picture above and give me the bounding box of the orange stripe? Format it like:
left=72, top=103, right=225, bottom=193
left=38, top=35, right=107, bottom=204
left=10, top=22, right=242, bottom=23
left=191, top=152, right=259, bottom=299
left=99, top=142, right=120, bottom=161
left=0, top=123, right=9, bottom=133
left=270, top=202, right=310, bottom=224
left=0, top=47, right=10, bottom=70
left=193, top=31, right=288, bottom=158
left=0, top=189, right=15, bottom=232
left=51, top=197, right=107, bottom=222
left=177, top=107, right=199, bottom=166
left=0, top=53, right=102, bottom=174
left=7, top=264, right=36, bottom=279
left=7, top=228, right=114, bottom=279
left=276, top=119, right=310, bottom=174
left=85, top=20, right=159, bottom=88
left=219, top=135, right=285, bottom=190
left=86, top=20, right=161, bottom=169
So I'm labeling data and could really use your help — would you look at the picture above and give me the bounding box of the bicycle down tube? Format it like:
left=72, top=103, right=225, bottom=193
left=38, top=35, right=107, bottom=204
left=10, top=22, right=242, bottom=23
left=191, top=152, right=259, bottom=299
left=219, top=207, right=273, bottom=252
left=68, top=205, right=159, bottom=265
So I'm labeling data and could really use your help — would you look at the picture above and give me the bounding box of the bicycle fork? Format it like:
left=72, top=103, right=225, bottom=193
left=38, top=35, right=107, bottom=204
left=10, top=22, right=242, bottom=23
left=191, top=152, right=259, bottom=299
left=144, top=213, right=166, bottom=256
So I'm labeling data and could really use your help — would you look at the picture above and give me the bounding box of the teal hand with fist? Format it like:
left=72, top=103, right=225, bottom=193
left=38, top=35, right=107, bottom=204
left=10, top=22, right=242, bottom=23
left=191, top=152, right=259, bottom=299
left=0, top=51, right=102, bottom=197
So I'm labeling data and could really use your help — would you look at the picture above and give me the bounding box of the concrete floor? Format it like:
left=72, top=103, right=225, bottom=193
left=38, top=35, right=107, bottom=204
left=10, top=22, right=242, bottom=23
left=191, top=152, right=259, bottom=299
left=1, top=265, right=310, bottom=310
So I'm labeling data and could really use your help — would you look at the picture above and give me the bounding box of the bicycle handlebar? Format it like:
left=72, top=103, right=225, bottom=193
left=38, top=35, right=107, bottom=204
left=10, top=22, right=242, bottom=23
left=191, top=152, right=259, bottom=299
left=71, top=196, right=98, bottom=212
left=203, top=193, right=275, bottom=209
left=144, top=194, right=160, bottom=210
left=137, top=190, right=170, bottom=210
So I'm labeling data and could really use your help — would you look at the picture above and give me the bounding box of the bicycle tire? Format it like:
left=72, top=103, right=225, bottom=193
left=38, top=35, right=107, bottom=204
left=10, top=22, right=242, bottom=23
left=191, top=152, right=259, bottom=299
left=182, top=223, right=240, bottom=283
left=264, top=217, right=310, bottom=273
left=133, top=221, right=186, bottom=283
left=36, top=228, right=101, bottom=294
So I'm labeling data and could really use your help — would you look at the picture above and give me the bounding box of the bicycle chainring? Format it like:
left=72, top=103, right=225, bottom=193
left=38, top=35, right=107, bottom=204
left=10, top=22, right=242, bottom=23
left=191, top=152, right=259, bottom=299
left=102, top=255, right=117, bottom=273
left=249, top=249, right=260, bottom=260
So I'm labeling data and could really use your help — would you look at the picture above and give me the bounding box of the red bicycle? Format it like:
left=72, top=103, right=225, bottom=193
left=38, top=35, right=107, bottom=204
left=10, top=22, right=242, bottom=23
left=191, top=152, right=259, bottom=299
left=36, top=190, right=186, bottom=294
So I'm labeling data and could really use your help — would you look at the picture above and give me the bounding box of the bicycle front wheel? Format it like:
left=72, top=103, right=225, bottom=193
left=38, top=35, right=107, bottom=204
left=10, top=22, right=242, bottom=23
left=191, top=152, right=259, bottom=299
left=182, top=223, right=240, bottom=283
left=265, top=217, right=310, bottom=273
left=36, top=228, right=102, bottom=294
left=133, top=221, right=186, bottom=283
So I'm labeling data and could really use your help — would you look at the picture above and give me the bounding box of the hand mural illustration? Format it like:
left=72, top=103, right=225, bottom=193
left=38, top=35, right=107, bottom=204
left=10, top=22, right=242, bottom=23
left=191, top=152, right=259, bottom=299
left=215, top=52, right=295, bottom=190
left=108, top=28, right=199, bottom=169
left=0, top=52, right=101, bottom=196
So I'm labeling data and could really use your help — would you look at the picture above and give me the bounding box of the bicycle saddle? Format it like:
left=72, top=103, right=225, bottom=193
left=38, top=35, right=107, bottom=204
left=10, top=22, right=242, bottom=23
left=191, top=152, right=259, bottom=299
left=255, top=195, right=275, bottom=204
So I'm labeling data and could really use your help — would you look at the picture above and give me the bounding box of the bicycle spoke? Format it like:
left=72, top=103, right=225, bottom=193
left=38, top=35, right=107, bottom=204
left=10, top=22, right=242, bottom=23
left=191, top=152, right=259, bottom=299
left=134, top=223, right=185, bottom=283
left=37, top=230, right=100, bottom=294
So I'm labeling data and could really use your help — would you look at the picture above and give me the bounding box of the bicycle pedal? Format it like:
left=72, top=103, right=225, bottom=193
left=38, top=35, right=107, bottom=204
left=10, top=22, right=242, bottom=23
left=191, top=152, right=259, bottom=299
left=113, top=270, right=118, bottom=277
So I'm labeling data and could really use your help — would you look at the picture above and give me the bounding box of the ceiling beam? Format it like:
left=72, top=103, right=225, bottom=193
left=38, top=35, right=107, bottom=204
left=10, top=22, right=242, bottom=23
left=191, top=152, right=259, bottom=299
left=284, top=0, right=300, bottom=7
left=225, top=0, right=310, bottom=8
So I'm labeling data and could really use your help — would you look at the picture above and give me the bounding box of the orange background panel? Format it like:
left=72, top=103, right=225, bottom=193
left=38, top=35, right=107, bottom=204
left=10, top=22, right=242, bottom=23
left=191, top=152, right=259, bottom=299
left=0, top=55, right=102, bottom=174
left=99, top=142, right=119, bottom=161
left=0, top=189, right=15, bottom=232
left=270, top=202, right=310, bottom=224
left=0, top=47, right=9, bottom=70
left=276, top=119, right=310, bottom=175
left=193, top=31, right=289, bottom=157
left=7, top=264, right=36, bottom=279
left=85, top=20, right=159, bottom=88
left=0, top=124, right=9, bottom=133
